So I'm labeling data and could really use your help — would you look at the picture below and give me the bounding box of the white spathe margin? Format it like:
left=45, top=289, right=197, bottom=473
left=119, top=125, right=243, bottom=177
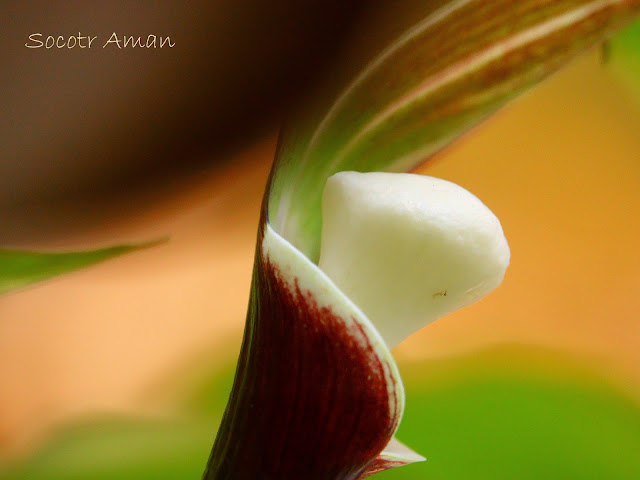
left=262, top=223, right=405, bottom=422
left=378, top=437, right=426, bottom=464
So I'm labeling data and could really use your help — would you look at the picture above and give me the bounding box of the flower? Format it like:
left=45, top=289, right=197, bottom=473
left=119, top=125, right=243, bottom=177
left=203, top=2, right=639, bottom=479
left=319, top=172, right=510, bottom=350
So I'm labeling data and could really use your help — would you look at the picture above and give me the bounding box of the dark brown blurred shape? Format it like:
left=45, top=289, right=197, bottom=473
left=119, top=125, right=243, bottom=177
left=0, top=1, right=375, bottom=242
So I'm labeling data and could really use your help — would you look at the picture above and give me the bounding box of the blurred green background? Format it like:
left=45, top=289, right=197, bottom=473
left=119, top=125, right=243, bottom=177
left=1, top=347, right=639, bottom=479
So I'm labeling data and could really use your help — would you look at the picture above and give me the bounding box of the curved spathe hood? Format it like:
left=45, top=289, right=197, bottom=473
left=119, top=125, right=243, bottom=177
left=203, top=1, right=640, bottom=478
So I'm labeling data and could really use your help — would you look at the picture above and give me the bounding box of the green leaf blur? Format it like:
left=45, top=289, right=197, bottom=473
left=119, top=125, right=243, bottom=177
left=0, top=418, right=216, bottom=480
left=3, top=347, right=638, bottom=479
left=0, top=243, right=160, bottom=296
left=378, top=348, right=640, bottom=480
left=609, top=18, right=640, bottom=101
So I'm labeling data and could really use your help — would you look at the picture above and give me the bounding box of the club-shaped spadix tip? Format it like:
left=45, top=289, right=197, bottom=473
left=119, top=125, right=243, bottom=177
left=318, top=171, right=510, bottom=349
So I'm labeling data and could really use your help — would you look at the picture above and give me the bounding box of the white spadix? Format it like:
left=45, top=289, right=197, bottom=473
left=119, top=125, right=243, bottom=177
left=318, top=171, right=510, bottom=349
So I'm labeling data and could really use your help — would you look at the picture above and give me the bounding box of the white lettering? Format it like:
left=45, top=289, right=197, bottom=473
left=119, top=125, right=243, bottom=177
left=25, top=33, right=43, bottom=48
left=160, top=36, right=175, bottom=48
left=103, top=32, right=121, bottom=49
left=123, top=35, right=144, bottom=48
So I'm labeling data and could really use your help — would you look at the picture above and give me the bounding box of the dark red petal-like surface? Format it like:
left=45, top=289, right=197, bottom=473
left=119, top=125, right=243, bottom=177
left=203, top=225, right=400, bottom=480
left=357, top=459, right=409, bottom=479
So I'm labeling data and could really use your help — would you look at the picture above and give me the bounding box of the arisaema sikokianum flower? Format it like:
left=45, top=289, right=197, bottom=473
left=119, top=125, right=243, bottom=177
left=0, top=1, right=638, bottom=480
left=201, top=1, right=640, bottom=479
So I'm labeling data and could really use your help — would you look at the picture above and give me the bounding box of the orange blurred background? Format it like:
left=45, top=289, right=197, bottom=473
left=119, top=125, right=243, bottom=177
left=0, top=46, right=638, bottom=462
